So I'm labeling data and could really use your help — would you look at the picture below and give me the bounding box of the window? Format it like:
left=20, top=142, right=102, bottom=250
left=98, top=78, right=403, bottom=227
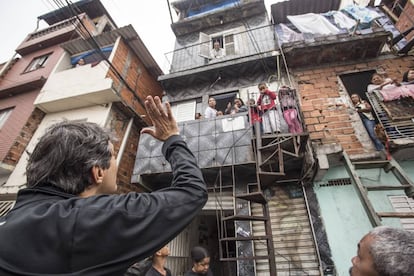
left=199, top=27, right=242, bottom=58
left=0, top=107, right=13, bottom=129
left=24, top=53, right=51, bottom=73
left=171, top=100, right=197, bottom=122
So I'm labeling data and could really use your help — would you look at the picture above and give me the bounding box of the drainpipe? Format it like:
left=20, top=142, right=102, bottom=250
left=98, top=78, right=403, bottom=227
left=116, top=117, right=134, bottom=167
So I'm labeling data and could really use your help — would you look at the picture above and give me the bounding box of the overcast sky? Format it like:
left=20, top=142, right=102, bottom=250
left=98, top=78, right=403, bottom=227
left=0, top=0, right=281, bottom=73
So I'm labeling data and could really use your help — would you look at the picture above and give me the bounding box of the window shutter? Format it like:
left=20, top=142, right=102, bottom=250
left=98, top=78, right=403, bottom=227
left=199, top=32, right=210, bottom=58
left=224, top=34, right=235, bottom=55
left=171, top=100, right=196, bottom=122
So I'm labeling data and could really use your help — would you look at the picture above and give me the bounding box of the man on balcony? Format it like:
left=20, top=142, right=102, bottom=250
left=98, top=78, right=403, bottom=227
left=210, top=40, right=225, bottom=59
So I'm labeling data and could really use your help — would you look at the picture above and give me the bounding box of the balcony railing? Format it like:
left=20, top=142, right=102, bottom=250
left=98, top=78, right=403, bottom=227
left=164, top=24, right=276, bottom=73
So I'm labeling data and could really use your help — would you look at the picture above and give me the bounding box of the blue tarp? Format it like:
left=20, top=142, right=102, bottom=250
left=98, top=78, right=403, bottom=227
left=71, top=45, right=113, bottom=65
left=187, top=0, right=240, bottom=17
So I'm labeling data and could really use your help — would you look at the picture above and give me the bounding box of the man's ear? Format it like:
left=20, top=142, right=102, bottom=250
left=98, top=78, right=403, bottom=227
left=91, top=165, right=105, bottom=185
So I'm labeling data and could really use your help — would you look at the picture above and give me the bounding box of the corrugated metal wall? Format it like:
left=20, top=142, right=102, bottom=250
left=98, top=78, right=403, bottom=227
left=251, top=186, right=320, bottom=276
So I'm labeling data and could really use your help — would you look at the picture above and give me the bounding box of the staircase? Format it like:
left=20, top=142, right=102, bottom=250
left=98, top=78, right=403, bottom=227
left=218, top=124, right=320, bottom=275
left=219, top=181, right=277, bottom=275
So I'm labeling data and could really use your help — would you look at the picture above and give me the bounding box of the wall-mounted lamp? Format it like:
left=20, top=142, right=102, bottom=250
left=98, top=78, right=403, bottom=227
left=219, top=16, right=224, bottom=25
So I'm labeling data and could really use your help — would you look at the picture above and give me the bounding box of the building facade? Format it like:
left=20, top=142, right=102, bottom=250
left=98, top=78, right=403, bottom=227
left=133, top=0, right=414, bottom=275
left=0, top=0, right=163, bottom=212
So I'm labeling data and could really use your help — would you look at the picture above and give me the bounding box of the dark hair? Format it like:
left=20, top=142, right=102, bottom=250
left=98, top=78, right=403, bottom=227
left=402, top=71, right=409, bottom=82
left=234, top=98, right=245, bottom=106
left=190, top=246, right=210, bottom=263
left=26, top=121, right=113, bottom=195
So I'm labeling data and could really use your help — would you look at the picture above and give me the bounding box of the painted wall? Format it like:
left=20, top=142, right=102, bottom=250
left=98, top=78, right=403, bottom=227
left=313, top=162, right=412, bottom=275
left=0, top=46, right=64, bottom=92
left=35, top=58, right=115, bottom=112
left=4, top=105, right=111, bottom=189
left=313, top=166, right=373, bottom=276
left=0, top=89, right=39, bottom=161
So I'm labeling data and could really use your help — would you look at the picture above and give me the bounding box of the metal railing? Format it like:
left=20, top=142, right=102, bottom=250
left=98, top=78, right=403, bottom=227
left=164, top=24, right=276, bottom=73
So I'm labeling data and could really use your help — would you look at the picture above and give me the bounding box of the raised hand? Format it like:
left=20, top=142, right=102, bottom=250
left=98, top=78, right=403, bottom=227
left=141, top=96, right=179, bottom=141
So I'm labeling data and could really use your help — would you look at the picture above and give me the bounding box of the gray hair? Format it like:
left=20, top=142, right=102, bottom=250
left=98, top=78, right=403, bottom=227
left=26, top=121, right=113, bottom=195
left=369, top=226, right=414, bottom=276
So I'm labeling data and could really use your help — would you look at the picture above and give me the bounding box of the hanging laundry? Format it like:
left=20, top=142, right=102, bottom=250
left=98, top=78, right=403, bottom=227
left=287, top=13, right=340, bottom=35
left=341, top=5, right=381, bottom=24
left=278, top=87, right=303, bottom=134
left=329, top=10, right=357, bottom=29
left=275, top=23, right=304, bottom=45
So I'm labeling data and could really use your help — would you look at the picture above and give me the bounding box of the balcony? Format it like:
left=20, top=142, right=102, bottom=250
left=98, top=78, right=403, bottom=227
left=171, top=0, right=265, bottom=36
left=34, top=61, right=116, bottom=113
left=132, top=111, right=309, bottom=190
left=159, top=24, right=277, bottom=90
left=16, top=14, right=97, bottom=56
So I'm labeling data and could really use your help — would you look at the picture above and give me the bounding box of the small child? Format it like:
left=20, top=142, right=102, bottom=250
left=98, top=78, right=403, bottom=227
left=256, top=82, right=281, bottom=134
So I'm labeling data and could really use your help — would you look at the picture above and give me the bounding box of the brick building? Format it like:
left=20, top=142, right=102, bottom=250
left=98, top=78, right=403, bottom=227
left=0, top=0, right=163, bottom=211
left=132, top=0, right=414, bottom=275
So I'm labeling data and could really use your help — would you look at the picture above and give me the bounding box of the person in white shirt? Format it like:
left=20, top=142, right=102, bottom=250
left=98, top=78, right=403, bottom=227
left=204, top=97, right=218, bottom=119
left=210, top=41, right=225, bottom=59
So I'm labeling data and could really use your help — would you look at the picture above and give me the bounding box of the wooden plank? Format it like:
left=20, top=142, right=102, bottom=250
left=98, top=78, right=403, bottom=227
left=366, top=185, right=411, bottom=191
left=377, top=212, right=414, bottom=218
left=344, top=153, right=382, bottom=226
left=352, top=160, right=391, bottom=169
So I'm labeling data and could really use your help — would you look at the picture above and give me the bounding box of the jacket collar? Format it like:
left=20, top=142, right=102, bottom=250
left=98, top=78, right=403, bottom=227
left=18, top=185, right=76, bottom=199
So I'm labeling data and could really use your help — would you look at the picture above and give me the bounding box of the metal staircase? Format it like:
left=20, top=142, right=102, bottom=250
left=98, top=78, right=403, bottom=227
left=219, top=180, right=277, bottom=275
left=218, top=124, right=311, bottom=275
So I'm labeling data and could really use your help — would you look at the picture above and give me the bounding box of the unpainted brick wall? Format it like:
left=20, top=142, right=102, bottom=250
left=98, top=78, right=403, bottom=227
left=3, top=108, right=45, bottom=166
left=395, top=1, right=414, bottom=41
left=294, top=56, right=414, bottom=155
left=106, top=105, right=142, bottom=193
left=107, top=38, right=163, bottom=126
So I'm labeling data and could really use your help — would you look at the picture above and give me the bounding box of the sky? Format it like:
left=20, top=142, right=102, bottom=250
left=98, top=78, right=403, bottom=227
left=0, top=0, right=281, bottom=73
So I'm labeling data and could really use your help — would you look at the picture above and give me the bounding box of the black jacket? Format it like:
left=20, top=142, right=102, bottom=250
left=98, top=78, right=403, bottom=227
left=0, top=135, right=207, bottom=275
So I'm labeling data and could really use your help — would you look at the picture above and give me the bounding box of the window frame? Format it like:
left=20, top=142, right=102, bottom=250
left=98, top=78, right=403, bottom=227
left=199, top=26, right=244, bottom=58
left=24, top=53, right=52, bottom=73
left=0, top=107, right=13, bottom=129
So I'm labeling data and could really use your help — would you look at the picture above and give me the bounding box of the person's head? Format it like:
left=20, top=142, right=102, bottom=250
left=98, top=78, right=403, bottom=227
left=154, top=245, right=170, bottom=259
left=190, top=246, right=211, bottom=274
left=216, top=111, right=223, bottom=116
left=350, top=226, right=414, bottom=276
left=26, top=121, right=117, bottom=195
left=195, top=112, right=202, bottom=120
left=248, top=98, right=256, bottom=106
left=258, top=82, right=268, bottom=94
left=402, top=69, right=414, bottom=82
left=371, top=73, right=384, bottom=85
left=208, top=97, right=216, bottom=108
left=234, top=98, right=244, bottom=108
left=77, top=58, right=85, bottom=66
left=213, top=40, right=220, bottom=50
left=351, top=93, right=362, bottom=105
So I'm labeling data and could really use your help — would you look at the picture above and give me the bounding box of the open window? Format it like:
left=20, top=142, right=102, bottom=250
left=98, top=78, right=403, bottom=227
left=213, top=92, right=238, bottom=114
left=24, top=53, right=51, bottom=73
left=199, top=28, right=241, bottom=58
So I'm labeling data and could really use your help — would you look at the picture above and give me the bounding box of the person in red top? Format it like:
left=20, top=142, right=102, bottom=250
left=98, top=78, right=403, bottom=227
left=256, top=82, right=281, bottom=134
left=247, top=98, right=262, bottom=134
